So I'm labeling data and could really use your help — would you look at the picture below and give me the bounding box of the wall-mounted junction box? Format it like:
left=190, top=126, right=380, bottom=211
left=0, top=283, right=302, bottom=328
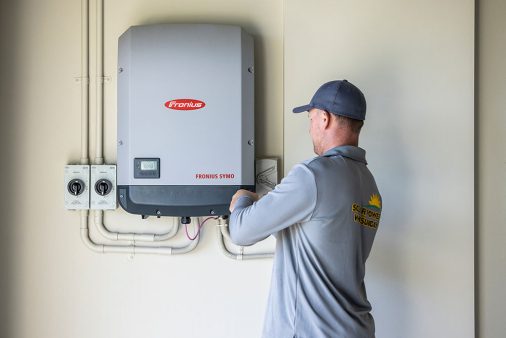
left=90, top=165, right=117, bottom=210
left=64, top=165, right=90, bottom=210
left=255, top=159, right=278, bottom=197
left=117, top=24, right=254, bottom=217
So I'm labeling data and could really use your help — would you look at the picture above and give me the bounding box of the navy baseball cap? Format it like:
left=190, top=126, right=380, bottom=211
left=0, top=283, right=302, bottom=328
left=292, top=80, right=367, bottom=120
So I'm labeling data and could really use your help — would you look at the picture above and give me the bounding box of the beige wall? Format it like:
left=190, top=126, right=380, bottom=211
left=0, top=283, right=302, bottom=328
left=284, top=1, right=474, bottom=337
left=478, top=0, right=506, bottom=337
left=1, top=0, right=505, bottom=337
left=0, top=1, right=282, bottom=338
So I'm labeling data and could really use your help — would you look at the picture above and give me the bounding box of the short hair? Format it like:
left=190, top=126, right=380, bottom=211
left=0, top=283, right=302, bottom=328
left=333, top=114, right=364, bottom=134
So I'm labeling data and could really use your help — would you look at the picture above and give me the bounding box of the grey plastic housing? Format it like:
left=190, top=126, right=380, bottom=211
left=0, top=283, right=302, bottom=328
left=117, top=24, right=254, bottom=217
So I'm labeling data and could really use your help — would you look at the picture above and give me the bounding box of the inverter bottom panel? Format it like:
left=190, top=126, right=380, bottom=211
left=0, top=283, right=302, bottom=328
left=118, top=185, right=255, bottom=217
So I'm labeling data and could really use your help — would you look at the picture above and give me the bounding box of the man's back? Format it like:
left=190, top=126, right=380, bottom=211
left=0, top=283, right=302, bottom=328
left=260, top=146, right=381, bottom=338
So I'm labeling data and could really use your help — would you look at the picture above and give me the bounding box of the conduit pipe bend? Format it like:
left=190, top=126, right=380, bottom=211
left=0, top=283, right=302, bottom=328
left=216, top=217, right=274, bottom=260
left=216, top=226, right=240, bottom=260
left=81, top=211, right=199, bottom=255
left=93, top=211, right=179, bottom=243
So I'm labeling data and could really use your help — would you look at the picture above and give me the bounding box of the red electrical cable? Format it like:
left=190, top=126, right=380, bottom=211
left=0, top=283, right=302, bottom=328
left=184, top=216, right=219, bottom=240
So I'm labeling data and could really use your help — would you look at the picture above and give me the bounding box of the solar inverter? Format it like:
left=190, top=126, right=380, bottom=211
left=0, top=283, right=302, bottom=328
left=117, top=24, right=255, bottom=217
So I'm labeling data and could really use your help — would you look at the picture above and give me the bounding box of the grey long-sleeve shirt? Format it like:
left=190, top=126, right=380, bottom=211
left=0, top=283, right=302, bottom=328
left=229, top=146, right=382, bottom=338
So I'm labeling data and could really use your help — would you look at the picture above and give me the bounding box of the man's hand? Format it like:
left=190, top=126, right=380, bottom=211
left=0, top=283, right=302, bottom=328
left=229, top=189, right=259, bottom=212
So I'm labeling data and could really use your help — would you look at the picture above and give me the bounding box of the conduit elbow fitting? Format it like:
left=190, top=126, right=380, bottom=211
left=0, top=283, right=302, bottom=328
left=217, top=216, right=229, bottom=227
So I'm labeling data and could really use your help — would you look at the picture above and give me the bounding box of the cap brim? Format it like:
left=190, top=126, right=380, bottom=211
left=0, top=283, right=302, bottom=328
left=292, top=104, right=312, bottom=113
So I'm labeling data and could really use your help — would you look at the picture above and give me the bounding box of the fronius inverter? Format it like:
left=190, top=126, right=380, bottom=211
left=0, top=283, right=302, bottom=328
left=117, top=24, right=254, bottom=217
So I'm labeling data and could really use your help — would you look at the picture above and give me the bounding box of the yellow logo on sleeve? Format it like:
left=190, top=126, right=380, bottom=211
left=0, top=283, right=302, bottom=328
left=368, top=194, right=382, bottom=209
left=351, top=193, right=382, bottom=230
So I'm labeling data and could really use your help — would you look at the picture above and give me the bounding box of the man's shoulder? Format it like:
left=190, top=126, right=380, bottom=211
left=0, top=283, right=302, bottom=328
left=282, top=162, right=318, bottom=190
left=303, top=155, right=341, bottom=171
left=287, top=161, right=315, bottom=178
left=303, top=156, right=322, bottom=166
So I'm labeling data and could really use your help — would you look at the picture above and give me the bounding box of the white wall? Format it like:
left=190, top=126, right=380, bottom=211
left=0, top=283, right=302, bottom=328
left=284, top=1, right=474, bottom=337
left=2, top=0, right=505, bottom=337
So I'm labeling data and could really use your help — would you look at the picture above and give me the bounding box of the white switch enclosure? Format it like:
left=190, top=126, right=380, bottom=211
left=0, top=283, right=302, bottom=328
left=90, top=165, right=117, bottom=210
left=255, top=158, right=278, bottom=197
left=64, top=165, right=90, bottom=210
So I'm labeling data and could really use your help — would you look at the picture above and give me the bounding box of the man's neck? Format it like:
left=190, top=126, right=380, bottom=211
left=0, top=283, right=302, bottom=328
left=320, top=139, right=358, bottom=155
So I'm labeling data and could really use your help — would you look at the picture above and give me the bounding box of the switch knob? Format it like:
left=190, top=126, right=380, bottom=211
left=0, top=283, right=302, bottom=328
left=95, top=179, right=112, bottom=196
left=68, top=179, right=85, bottom=196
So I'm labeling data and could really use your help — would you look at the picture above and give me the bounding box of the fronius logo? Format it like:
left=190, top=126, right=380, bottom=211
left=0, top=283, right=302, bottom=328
left=164, top=99, right=206, bottom=110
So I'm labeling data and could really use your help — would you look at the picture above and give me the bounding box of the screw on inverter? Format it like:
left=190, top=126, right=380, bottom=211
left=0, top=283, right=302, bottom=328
left=181, top=216, right=191, bottom=224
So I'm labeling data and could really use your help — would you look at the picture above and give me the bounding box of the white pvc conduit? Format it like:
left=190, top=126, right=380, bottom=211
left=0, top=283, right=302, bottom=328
left=80, top=0, right=89, bottom=165
left=95, top=0, right=104, bottom=165
left=79, top=0, right=91, bottom=255
left=81, top=213, right=199, bottom=255
left=216, top=218, right=274, bottom=260
left=94, top=211, right=179, bottom=242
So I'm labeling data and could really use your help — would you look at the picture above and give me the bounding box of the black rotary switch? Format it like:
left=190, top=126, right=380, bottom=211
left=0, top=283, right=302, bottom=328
left=95, top=179, right=112, bottom=196
left=68, top=179, right=85, bottom=196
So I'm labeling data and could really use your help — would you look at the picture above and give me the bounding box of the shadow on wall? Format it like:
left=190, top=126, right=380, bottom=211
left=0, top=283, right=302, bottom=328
left=0, top=1, right=20, bottom=337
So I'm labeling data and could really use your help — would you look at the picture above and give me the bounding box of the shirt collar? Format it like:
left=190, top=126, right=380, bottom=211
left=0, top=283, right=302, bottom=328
left=322, top=145, right=367, bottom=164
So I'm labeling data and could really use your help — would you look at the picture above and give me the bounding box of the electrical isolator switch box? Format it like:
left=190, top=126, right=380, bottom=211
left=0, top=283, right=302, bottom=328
left=64, top=165, right=90, bottom=210
left=90, top=165, right=117, bottom=210
left=255, top=158, right=278, bottom=197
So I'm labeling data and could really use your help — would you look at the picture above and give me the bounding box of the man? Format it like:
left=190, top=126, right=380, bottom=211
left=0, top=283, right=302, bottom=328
left=229, top=80, right=382, bottom=338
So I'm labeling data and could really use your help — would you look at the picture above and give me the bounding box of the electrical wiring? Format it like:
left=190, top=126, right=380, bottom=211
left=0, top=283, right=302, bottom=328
left=185, top=216, right=219, bottom=240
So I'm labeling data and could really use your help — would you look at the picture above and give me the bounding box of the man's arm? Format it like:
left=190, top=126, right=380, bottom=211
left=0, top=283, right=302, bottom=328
left=229, top=189, right=259, bottom=212
left=228, top=164, right=317, bottom=246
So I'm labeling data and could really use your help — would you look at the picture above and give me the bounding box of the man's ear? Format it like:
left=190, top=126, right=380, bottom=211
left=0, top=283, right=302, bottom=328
left=322, top=111, right=332, bottom=129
